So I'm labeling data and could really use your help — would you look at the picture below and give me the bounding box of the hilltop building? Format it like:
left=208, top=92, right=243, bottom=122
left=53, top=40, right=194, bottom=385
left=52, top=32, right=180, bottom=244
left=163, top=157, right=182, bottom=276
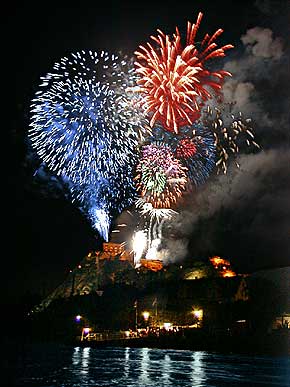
left=139, top=259, right=163, bottom=272
left=183, top=256, right=239, bottom=280
left=31, top=238, right=245, bottom=317
left=98, top=242, right=134, bottom=265
left=209, top=256, right=237, bottom=277
left=97, top=241, right=163, bottom=271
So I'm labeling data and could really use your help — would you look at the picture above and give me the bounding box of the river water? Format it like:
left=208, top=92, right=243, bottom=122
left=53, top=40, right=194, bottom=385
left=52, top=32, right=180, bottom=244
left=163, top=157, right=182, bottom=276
left=5, top=344, right=290, bottom=386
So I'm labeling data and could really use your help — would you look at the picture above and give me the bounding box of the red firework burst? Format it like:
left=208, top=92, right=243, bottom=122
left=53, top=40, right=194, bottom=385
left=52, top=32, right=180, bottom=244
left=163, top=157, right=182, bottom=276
left=135, top=12, right=233, bottom=133
left=175, top=138, right=197, bottom=159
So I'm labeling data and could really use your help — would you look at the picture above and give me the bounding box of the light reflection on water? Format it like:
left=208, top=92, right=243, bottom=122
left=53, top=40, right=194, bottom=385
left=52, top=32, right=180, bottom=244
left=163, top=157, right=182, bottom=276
left=10, top=344, right=290, bottom=386
left=191, top=351, right=206, bottom=386
left=139, top=347, right=150, bottom=385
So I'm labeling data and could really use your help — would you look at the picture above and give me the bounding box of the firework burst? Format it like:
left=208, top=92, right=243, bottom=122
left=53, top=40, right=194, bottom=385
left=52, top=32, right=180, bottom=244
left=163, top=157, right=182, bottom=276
left=135, top=12, right=233, bottom=133
left=28, top=12, right=262, bottom=250
left=175, top=125, right=216, bottom=187
left=134, top=142, right=188, bottom=208
left=29, top=51, right=142, bottom=185
left=175, top=138, right=197, bottom=159
left=202, top=103, right=260, bottom=174
left=147, top=125, right=216, bottom=187
left=29, top=51, right=143, bottom=240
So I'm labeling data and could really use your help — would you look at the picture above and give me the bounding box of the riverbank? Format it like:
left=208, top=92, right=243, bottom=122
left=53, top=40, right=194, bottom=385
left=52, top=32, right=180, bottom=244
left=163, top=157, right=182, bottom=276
left=74, top=329, right=289, bottom=357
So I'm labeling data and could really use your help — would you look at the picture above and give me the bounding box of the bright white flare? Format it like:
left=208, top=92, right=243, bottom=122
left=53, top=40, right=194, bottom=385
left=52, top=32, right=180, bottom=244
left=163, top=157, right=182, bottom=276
left=132, top=230, right=147, bottom=266
left=91, top=208, right=110, bottom=242
left=146, top=238, right=161, bottom=260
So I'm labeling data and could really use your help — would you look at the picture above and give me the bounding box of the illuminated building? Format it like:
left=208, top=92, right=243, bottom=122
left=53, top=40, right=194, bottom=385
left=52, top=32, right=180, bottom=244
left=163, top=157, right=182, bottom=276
left=184, top=268, right=207, bottom=280
left=140, top=259, right=163, bottom=272
left=97, top=242, right=134, bottom=264
left=89, top=241, right=165, bottom=272
left=209, top=256, right=236, bottom=277
left=272, top=314, right=290, bottom=330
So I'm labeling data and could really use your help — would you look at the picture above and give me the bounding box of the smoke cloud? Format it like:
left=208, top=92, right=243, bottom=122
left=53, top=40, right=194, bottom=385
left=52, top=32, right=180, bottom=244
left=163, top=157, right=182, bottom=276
left=222, top=26, right=289, bottom=133
left=157, top=7, right=290, bottom=268
left=241, top=27, right=283, bottom=59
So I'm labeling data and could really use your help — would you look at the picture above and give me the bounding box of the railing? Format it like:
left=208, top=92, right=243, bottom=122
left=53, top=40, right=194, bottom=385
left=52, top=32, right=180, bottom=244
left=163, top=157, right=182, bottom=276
left=82, top=331, right=138, bottom=342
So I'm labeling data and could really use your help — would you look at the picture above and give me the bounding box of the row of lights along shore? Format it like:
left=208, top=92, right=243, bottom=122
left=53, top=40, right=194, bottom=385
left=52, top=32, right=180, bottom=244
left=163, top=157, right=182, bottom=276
left=75, top=308, right=203, bottom=341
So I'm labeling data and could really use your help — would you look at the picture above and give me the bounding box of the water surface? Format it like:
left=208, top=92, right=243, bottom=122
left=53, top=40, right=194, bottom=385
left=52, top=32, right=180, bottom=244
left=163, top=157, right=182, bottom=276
left=5, top=344, right=290, bottom=386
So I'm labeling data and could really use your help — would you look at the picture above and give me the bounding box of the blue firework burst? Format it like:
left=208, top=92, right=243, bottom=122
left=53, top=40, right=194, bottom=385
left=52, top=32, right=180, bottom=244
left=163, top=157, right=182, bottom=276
left=29, top=51, right=142, bottom=240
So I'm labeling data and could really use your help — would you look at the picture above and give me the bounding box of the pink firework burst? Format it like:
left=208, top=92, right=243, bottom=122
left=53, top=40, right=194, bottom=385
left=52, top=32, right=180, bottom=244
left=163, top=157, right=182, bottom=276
left=135, top=12, right=233, bottom=134
left=134, top=143, right=188, bottom=209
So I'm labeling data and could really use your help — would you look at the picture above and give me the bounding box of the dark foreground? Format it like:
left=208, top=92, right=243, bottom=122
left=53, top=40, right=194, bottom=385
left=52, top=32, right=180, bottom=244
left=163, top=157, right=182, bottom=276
left=4, top=344, right=290, bottom=387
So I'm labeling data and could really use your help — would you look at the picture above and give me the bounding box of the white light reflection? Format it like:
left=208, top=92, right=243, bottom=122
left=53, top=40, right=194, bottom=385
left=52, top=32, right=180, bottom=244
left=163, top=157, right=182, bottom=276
left=81, top=347, right=91, bottom=373
left=71, top=346, right=91, bottom=385
left=72, top=346, right=81, bottom=366
left=191, top=351, right=206, bottom=386
left=124, top=347, right=130, bottom=378
left=139, top=347, right=150, bottom=385
left=161, top=353, right=171, bottom=385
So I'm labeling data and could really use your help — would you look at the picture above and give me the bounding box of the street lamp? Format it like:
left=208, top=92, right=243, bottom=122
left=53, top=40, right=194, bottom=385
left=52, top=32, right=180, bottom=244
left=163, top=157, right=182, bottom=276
left=163, top=322, right=172, bottom=331
left=192, top=308, right=203, bottom=327
left=142, top=311, right=150, bottom=321
left=81, top=327, right=91, bottom=341
left=193, top=309, right=203, bottom=319
left=142, top=311, right=150, bottom=333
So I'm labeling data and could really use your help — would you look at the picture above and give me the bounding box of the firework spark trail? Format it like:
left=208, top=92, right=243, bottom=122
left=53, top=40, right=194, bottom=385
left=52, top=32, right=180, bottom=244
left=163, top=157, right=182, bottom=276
left=135, top=12, right=233, bottom=133
left=135, top=198, right=177, bottom=261
left=145, top=217, right=167, bottom=261
left=132, top=230, right=147, bottom=266
left=69, top=160, right=137, bottom=240
left=135, top=198, right=177, bottom=221
left=29, top=51, right=144, bottom=240
left=202, top=103, right=260, bottom=174
left=152, top=217, right=166, bottom=242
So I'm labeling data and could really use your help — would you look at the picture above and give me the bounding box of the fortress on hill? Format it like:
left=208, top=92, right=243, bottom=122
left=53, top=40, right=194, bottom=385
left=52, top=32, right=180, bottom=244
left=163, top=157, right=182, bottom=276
left=96, top=241, right=163, bottom=272
left=32, top=238, right=240, bottom=314
left=96, top=241, right=236, bottom=275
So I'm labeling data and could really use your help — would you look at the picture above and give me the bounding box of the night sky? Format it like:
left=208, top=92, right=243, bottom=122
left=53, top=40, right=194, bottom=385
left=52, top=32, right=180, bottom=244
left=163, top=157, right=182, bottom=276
left=5, top=1, right=290, bottom=304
